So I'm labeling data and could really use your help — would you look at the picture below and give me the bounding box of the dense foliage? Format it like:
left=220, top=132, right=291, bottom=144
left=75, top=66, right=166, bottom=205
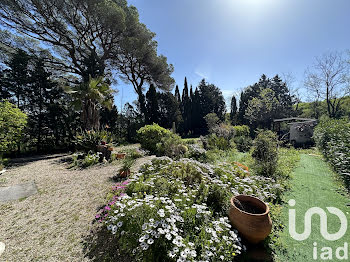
left=313, top=118, right=350, bottom=188
left=100, top=157, right=282, bottom=261
left=0, top=100, right=27, bottom=155
left=238, top=75, right=294, bottom=129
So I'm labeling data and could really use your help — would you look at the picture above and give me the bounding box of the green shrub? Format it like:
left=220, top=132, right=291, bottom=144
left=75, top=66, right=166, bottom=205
left=137, top=124, right=173, bottom=154
left=0, top=100, right=27, bottom=154
left=206, top=134, right=233, bottom=150
left=252, top=130, right=279, bottom=177
left=75, top=130, right=115, bottom=153
left=233, top=125, right=250, bottom=137
left=204, top=113, right=220, bottom=133
left=313, top=118, right=350, bottom=187
left=234, top=135, right=252, bottom=152
left=182, top=138, right=198, bottom=145
left=211, top=123, right=235, bottom=140
left=156, top=133, right=188, bottom=159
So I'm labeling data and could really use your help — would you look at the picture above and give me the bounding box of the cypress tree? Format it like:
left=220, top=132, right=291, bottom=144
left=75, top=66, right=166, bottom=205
left=230, top=95, right=237, bottom=125
left=175, top=85, right=181, bottom=103
left=181, top=77, right=190, bottom=134
left=145, top=84, right=159, bottom=124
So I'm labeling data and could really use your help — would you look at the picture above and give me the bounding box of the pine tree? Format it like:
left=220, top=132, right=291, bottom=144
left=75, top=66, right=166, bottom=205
left=3, top=49, right=31, bottom=109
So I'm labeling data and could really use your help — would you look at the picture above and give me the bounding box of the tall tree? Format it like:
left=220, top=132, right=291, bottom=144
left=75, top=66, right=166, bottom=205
left=2, top=49, right=31, bottom=108
left=0, top=0, right=174, bottom=118
left=230, top=95, right=237, bottom=125
left=158, top=92, right=182, bottom=130
left=145, top=84, right=159, bottom=124
left=305, top=51, right=350, bottom=118
left=174, top=85, right=181, bottom=103
left=181, top=77, right=191, bottom=133
left=238, top=74, right=293, bottom=126
left=245, top=88, right=279, bottom=129
left=0, top=0, right=135, bottom=81
left=193, top=79, right=226, bottom=134
left=112, top=23, right=175, bottom=116
left=26, top=58, right=56, bottom=152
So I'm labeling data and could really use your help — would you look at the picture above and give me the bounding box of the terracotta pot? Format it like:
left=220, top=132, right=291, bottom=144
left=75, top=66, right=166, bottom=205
left=116, top=153, right=126, bottom=159
left=119, top=169, right=130, bottom=178
left=229, top=195, right=272, bottom=244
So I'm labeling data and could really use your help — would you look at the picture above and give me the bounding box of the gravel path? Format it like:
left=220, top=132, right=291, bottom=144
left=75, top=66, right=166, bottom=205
left=0, top=152, right=154, bottom=261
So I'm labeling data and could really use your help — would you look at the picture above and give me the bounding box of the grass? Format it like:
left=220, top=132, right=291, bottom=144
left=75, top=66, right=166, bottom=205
left=275, top=153, right=350, bottom=261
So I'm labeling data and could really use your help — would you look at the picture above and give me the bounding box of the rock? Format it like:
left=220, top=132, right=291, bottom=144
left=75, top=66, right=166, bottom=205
left=0, top=181, right=38, bottom=202
left=0, top=242, right=5, bottom=257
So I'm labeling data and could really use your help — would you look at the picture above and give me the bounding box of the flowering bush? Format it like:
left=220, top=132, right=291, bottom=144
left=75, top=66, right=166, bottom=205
left=101, top=157, right=282, bottom=261
left=314, top=118, right=350, bottom=182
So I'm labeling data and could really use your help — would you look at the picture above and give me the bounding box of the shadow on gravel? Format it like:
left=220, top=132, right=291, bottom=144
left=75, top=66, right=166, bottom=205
left=82, top=225, right=132, bottom=262
left=8, top=154, right=69, bottom=168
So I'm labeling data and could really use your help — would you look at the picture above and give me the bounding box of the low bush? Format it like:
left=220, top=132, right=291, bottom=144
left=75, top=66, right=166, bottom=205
left=156, top=133, right=188, bottom=159
left=234, top=136, right=252, bottom=152
left=99, top=157, right=282, bottom=261
left=186, top=144, right=207, bottom=162
left=138, top=124, right=187, bottom=159
left=252, top=130, right=279, bottom=178
left=137, top=124, right=174, bottom=154
left=313, top=118, right=350, bottom=188
left=70, top=151, right=101, bottom=168
left=206, top=134, right=234, bottom=151
left=211, top=123, right=235, bottom=141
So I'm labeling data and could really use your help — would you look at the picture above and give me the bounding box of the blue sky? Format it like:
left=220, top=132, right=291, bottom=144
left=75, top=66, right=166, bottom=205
left=115, top=0, right=350, bottom=110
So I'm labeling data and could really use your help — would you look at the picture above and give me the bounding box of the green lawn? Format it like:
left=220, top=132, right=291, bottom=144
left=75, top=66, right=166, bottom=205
left=276, top=154, right=350, bottom=261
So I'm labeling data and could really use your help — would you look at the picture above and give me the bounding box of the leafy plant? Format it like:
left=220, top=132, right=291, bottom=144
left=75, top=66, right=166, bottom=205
left=75, top=130, right=115, bottom=153
left=120, top=157, right=135, bottom=172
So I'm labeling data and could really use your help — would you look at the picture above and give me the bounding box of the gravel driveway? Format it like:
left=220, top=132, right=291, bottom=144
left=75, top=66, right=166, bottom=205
left=0, top=153, right=153, bottom=261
